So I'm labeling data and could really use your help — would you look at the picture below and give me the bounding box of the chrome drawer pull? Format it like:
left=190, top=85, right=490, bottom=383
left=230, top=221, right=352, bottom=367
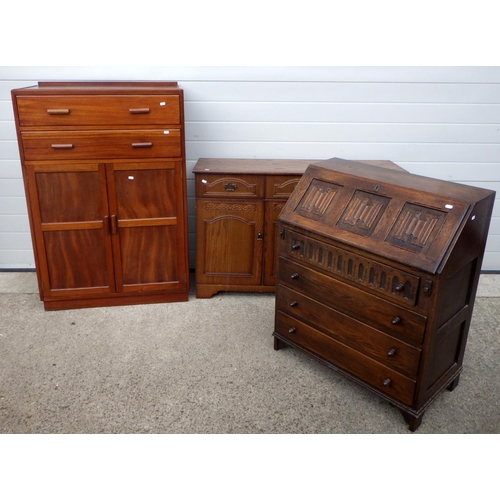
left=391, top=316, right=401, bottom=325
left=387, top=348, right=396, bottom=357
left=51, top=144, right=74, bottom=149
left=131, top=142, right=153, bottom=148
left=129, top=108, right=150, bottom=114
left=47, top=109, right=70, bottom=115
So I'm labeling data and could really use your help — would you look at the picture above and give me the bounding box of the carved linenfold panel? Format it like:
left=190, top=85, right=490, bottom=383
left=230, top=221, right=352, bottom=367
left=337, top=191, right=390, bottom=236
left=284, top=230, right=419, bottom=305
left=204, top=202, right=257, bottom=212
left=294, top=179, right=340, bottom=219
left=387, top=203, right=446, bottom=254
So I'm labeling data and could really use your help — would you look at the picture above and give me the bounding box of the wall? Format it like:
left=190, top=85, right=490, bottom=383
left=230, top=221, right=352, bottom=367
left=1, top=66, right=499, bottom=271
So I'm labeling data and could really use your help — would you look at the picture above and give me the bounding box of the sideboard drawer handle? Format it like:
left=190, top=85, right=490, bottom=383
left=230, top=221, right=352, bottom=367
left=391, top=316, right=401, bottom=325
left=394, top=282, right=404, bottom=292
left=288, top=327, right=296, bottom=334
left=223, top=182, right=237, bottom=192
left=51, top=144, right=74, bottom=149
left=289, top=301, right=298, bottom=307
left=387, top=348, right=396, bottom=357
left=383, top=378, right=392, bottom=387
left=129, top=108, right=150, bottom=114
left=132, top=142, right=153, bottom=148
left=291, top=243, right=301, bottom=250
left=47, top=109, right=70, bottom=115
left=290, top=273, right=299, bottom=279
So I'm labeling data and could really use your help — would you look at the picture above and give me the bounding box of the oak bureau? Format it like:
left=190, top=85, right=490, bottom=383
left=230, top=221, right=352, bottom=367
left=274, top=158, right=495, bottom=431
left=12, top=81, right=189, bottom=310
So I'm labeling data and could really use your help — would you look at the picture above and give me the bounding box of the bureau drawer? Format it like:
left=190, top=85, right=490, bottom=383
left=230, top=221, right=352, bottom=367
left=282, top=228, right=421, bottom=306
left=275, top=311, right=416, bottom=406
left=265, top=175, right=301, bottom=199
left=21, top=130, right=182, bottom=160
left=15, top=95, right=181, bottom=127
left=195, top=173, right=265, bottom=198
left=279, top=257, right=426, bottom=346
left=276, top=285, right=421, bottom=378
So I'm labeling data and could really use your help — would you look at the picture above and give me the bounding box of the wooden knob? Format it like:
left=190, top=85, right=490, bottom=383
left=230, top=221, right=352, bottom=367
left=383, top=378, right=392, bottom=386
left=395, top=282, right=404, bottom=292
left=291, top=243, right=301, bottom=250
left=288, top=327, right=296, bottom=334
left=387, top=348, right=396, bottom=357
left=291, top=273, right=299, bottom=279
left=391, top=316, right=401, bottom=325
left=289, top=301, right=298, bottom=307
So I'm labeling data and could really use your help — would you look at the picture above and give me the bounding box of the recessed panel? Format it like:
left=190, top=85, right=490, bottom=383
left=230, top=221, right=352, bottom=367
left=337, top=190, right=390, bottom=237
left=386, top=203, right=447, bottom=254
left=294, top=179, right=340, bottom=220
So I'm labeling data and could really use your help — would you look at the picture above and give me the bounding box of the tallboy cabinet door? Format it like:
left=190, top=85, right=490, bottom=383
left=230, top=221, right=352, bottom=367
left=26, top=163, right=115, bottom=297
left=196, top=198, right=264, bottom=285
left=107, top=161, right=188, bottom=293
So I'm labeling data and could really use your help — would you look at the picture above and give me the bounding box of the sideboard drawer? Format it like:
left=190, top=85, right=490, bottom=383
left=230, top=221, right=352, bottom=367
left=21, top=130, right=182, bottom=160
left=275, top=311, right=416, bottom=405
left=276, top=284, right=421, bottom=378
left=265, top=175, right=301, bottom=199
left=195, top=173, right=265, bottom=198
left=15, top=95, right=181, bottom=127
left=279, top=257, right=427, bottom=346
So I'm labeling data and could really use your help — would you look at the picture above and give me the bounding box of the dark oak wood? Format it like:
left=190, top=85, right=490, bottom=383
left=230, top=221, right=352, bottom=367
left=274, top=157, right=495, bottom=431
left=12, top=81, right=189, bottom=310
left=193, top=158, right=405, bottom=298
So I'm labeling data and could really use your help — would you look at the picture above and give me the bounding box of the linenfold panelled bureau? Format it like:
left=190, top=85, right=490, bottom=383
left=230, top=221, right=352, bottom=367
left=11, top=81, right=189, bottom=310
left=274, top=158, right=495, bottom=431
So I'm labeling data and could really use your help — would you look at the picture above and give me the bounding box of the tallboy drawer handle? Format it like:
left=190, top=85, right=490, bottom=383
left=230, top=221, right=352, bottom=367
left=47, top=109, right=70, bottom=115
left=132, top=142, right=153, bottom=148
left=51, top=144, right=74, bottom=149
left=290, top=273, right=299, bottom=279
left=391, top=316, right=401, bottom=325
left=129, top=108, right=150, bottom=114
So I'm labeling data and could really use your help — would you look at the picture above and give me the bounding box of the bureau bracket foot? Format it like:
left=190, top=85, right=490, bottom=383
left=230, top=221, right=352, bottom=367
left=274, top=337, right=286, bottom=351
left=447, top=375, right=460, bottom=392
left=400, top=410, right=424, bottom=432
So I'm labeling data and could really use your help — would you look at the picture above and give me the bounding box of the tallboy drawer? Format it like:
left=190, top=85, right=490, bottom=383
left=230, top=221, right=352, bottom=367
left=22, top=130, right=182, bottom=160
left=15, top=95, right=181, bottom=127
left=275, top=311, right=416, bottom=406
left=279, top=257, right=426, bottom=346
left=195, top=174, right=265, bottom=198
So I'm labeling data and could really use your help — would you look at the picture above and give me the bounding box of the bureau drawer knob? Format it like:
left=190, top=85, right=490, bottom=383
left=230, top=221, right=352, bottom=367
left=291, top=243, right=301, bottom=250
left=394, top=282, right=404, bottom=292
left=288, top=327, right=296, bottom=334
left=383, top=378, right=392, bottom=387
left=387, top=348, right=396, bottom=357
left=289, top=301, right=298, bottom=307
left=391, top=316, right=401, bottom=325
left=290, top=273, right=299, bottom=279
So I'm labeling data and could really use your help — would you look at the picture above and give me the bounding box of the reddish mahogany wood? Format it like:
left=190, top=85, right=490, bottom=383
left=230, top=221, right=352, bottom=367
left=12, top=81, right=189, bottom=310
left=274, top=157, right=495, bottom=431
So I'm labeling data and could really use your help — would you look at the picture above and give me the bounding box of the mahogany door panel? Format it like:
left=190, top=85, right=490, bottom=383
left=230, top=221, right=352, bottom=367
left=107, top=161, right=188, bottom=293
left=196, top=199, right=264, bottom=285
left=26, top=163, right=115, bottom=297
